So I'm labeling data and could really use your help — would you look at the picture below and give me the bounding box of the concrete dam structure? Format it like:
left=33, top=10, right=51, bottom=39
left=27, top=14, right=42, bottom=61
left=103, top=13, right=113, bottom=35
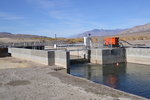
left=7, top=47, right=150, bottom=69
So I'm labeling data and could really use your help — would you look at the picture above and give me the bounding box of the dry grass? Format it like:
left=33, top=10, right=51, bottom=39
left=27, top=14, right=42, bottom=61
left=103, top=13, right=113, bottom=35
left=1, top=33, right=150, bottom=44
left=65, top=38, right=83, bottom=44
left=0, top=37, right=84, bottom=44
left=32, top=37, right=84, bottom=44
left=119, top=34, right=150, bottom=41
left=116, top=32, right=150, bottom=41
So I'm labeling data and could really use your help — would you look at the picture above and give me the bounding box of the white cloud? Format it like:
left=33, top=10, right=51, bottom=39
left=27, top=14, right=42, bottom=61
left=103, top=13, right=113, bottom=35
left=0, top=12, right=24, bottom=20
left=25, top=0, right=105, bottom=36
left=27, top=0, right=89, bottom=25
left=27, top=0, right=74, bottom=20
left=27, top=0, right=70, bottom=9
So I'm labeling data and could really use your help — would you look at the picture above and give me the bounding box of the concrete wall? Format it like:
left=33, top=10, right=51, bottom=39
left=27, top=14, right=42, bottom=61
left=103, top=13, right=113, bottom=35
left=69, top=50, right=90, bottom=59
left=55, top=50, right=70, bottom=69
left=9, top=48, right=70, bottom=68
left=91, top=48, right=126, bottom=64
left=87, top=48, right=150, bottom=65
left=8, top=47, right=150, bottom=67
left=24, top=46, right=44, bottom=50
left=70, top=50, right=84, bottom=57
left=9, top=48, right=55, bottom=65
left=126, top=48, right=150, bottom=65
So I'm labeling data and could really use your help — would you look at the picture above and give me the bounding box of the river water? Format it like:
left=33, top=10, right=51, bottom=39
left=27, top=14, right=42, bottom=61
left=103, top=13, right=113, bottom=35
left=69, top=63, right=150, bottom=98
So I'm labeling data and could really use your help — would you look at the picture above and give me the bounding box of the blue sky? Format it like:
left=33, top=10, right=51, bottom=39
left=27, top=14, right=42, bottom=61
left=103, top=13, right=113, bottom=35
left=0, top=0, right=150, bottom=37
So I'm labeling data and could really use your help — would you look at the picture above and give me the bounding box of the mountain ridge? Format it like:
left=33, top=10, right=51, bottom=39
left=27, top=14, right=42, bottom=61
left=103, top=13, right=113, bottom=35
left=0, top=32, right=49, bottom=39
left=119, top=23, right=150, bottom=35
left=1, top=22, right=150, bottom=39
left=71, top=29, right=125, bottom=38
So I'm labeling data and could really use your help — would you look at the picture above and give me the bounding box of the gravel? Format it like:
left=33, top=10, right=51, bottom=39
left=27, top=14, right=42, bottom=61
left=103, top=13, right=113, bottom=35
left=0, top=57, right=147, bottom=100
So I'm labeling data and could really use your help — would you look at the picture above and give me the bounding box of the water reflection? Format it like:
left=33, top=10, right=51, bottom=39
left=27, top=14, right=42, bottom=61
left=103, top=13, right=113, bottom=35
left=70, top=63, right=126, bottom=88
left=70, top=64, right=103, bottom=83
left=103, top=63, right=126, bottom=89
left=69, top=63, right=150, bottom=98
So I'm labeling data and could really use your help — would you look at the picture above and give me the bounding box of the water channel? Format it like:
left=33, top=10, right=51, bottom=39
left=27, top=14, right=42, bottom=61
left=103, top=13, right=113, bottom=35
left=69, top=63, right=150, bottom=98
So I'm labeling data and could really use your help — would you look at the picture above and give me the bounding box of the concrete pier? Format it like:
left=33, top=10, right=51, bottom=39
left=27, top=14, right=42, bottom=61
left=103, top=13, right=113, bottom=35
left=55, top=50, right=70, bottom=68
left=90, top=48, right=126, bottom=64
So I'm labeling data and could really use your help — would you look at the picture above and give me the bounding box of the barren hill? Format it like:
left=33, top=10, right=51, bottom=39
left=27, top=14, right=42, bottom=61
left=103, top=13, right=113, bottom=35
left=116, top=23, right=150, bottom=41
left=0, top=32, right=51, bottom=43
left=119, top=23, right=150, bottom=35
left=72, top=29, right=125, bottom=38
left=0, top=32, right=48, bottom=39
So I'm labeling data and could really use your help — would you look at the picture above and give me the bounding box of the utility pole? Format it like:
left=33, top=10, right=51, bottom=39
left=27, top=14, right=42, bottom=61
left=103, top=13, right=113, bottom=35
left=55, top=34, right=57, bottom=44
left=54, top=34, right=57, bottom=48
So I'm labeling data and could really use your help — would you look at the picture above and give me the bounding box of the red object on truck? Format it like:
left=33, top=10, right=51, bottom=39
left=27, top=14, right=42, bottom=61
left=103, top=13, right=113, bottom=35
left=104, top=37, right=119, bottom=47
